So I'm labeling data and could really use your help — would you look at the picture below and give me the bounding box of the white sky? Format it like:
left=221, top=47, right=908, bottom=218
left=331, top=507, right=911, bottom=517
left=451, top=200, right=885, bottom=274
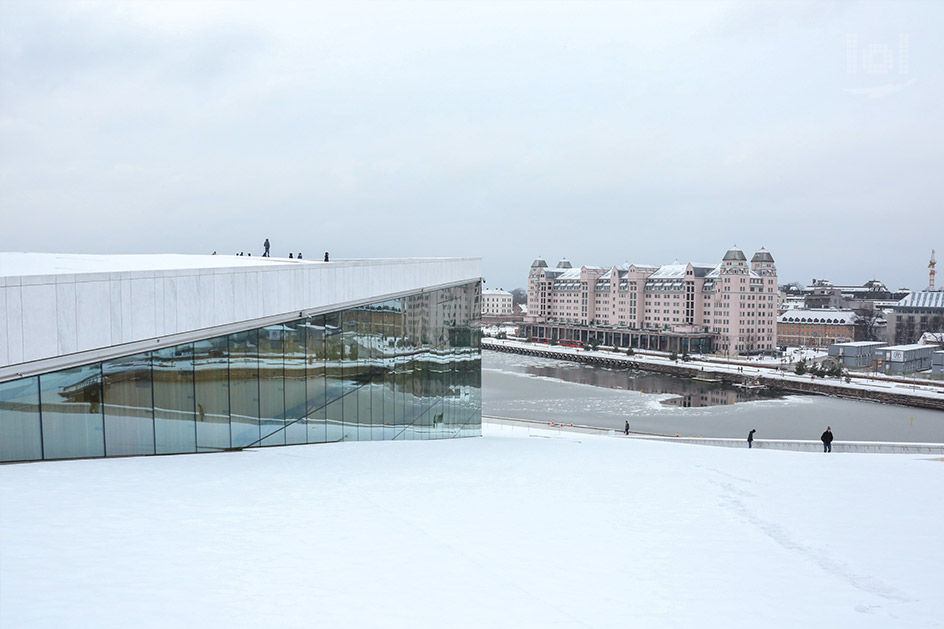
left=1, top=1, right=941, bottom=291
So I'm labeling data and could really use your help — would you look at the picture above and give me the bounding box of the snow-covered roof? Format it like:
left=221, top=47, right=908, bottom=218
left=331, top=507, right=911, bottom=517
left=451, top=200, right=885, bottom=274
left=918, top=332, right=944, bottom=345
left=0, top=252, right=307, bottom=278
left=722, top=247, right=747, bottom=261
left=880, top=343, right=932, bottom=352
left=896, top=291, right=944, bottom=309
left=648, top=264, right=688, bottom=279
left=751, top=248, right=775, bottom=263
left=832, top=341, right=887, bottom=347
left=482, top=289, right=512, bottom=296
left=778, top=309, right=857, bottom=325
left=647, top=263, right=717, bottom=280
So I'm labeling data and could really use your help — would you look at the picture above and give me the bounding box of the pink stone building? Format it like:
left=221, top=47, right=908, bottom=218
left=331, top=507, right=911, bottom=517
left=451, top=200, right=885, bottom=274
left=527, top=247, right=778, bottom=355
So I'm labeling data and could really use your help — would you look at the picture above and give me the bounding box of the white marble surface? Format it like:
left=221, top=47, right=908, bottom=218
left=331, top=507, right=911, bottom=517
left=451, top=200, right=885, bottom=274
left=1, top=255, right=481, bottom=369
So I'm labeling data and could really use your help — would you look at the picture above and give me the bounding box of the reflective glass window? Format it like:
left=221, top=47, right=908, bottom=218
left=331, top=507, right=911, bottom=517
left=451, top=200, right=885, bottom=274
left=259, top=325, right=286, bottom=446
left=229, top=329, right=260, bottom=448
left=284, top=319, right=308, bottom=445
left=369, top=307, right=386, bottom=441
left=194, top=336, right=231, bottom=451
left=306, top=315, right=327, bottom=443
left=102, top=352, right=155, bottom=456
left=40, top=364, right=104, bottom=459
left=0, top=376, right=42, bottom=462
left=324, top=313, right=345, bottom=404
left=153, top=344, right=197, bottom=454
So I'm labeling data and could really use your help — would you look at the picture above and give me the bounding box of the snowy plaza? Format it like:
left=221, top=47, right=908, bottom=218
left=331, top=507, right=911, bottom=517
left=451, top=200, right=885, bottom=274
left=2, top=421, right=942, bottom=628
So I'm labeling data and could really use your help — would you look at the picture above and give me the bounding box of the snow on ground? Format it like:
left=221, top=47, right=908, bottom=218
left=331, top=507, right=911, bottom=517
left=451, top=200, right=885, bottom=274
left=2, top=426, right=942, bottom=628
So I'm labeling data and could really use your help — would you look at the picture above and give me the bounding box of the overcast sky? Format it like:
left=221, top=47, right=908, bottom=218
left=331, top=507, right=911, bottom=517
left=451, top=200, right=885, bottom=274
left=1, top=1, right=941, bottom=291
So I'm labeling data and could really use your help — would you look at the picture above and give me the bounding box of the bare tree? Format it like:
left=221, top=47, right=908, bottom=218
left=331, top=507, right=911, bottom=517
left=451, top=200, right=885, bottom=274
left=510, top=288, right=528, bottom=307
left=853, top=308, right=881, bottom=341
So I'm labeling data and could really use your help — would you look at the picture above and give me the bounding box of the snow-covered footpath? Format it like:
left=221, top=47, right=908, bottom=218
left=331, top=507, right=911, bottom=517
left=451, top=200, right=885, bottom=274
left=1, top=425, right=942, bottom=628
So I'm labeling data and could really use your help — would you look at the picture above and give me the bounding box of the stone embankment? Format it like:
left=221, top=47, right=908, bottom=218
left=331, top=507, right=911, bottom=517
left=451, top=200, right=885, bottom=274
left=483, top=340, right=944, bottom=412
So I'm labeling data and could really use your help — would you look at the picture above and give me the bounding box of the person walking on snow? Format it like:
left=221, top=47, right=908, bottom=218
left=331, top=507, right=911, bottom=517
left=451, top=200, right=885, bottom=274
left=624, top=420, right=629, bottom=436
left=263, top=238, right=270, bottom=257
left=821, top=426, right=833, bottom=453
left=748, top=429, right=756, bottom=448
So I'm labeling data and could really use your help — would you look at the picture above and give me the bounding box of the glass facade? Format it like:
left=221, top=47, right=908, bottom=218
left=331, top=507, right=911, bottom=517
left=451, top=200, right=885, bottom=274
left=0, top=282, right=481, bottom=462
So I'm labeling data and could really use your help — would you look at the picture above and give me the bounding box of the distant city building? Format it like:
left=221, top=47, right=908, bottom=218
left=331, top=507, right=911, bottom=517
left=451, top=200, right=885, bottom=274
left=777, top=308, right=857, bottom=348
left=886, top=291, right=944, bottom=344
left=526, top=247, right=778, bottom=355
left=932, top=351, right=944, bottom=376
left=876, top=343, right=935, bottom=374
left=785, top=278, right=908, bottom=312
left=827, top=341, right=887, bottom=369
left=482, top=289, right=514, bottom=316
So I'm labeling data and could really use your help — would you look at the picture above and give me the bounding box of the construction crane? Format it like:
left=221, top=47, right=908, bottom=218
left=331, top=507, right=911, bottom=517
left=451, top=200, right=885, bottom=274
left=930, top=249, right=937, bottom=290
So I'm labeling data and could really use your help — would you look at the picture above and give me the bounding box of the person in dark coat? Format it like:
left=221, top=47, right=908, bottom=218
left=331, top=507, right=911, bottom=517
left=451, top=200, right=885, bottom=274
left=288, top=253, right=293, bottom=259
left=263, top=238, right=270, bottom=257
left=624, top=420, right=629, bottom=435
left=821, top=426, right=833, bottom=453
left=748, top=429, right=756, bottom=448
left=324, top=252, right=329, bottom=262
left=297, top=252, right=302, bottom=259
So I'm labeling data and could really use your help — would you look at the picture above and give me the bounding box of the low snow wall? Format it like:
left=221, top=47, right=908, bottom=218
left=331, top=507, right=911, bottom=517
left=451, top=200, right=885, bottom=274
left=484, top=417, right=944, bottom=455
left=633, top=435, right=944, bottom=455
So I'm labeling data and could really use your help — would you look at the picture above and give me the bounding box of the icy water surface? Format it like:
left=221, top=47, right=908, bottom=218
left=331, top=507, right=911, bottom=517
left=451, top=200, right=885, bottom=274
left=482, top=350, right=944, bottom=443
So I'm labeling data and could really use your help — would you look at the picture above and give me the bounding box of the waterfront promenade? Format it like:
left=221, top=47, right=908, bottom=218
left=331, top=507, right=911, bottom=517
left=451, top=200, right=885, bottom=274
left=483, top=339, right=944, bottom=411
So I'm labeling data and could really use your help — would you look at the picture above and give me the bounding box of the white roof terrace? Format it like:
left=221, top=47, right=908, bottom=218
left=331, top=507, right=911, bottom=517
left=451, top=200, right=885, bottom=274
left=0, top=253, right=481, bottom=377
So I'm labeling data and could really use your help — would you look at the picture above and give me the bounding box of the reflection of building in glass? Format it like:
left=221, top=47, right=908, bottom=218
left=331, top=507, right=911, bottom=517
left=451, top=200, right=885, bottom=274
left=526, top=247, right=778, bottom=355
left=0, top=254, right=482, bottom=463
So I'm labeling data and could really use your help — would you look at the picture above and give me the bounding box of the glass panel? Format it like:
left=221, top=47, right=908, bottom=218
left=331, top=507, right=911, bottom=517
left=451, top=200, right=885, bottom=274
left=342, top=310, right=360, bottom=441
left=284, top=319, right=308, bottom=445
left=324, top=313, right=345, bottom=405
left=0, top=376, right=42, bottom=462
left=194, top=336, right=230, bottom=451
left=325, top=397, right=343, bottom=442
left=229, top=329, right=260, bottom=448
left=306, top=315, right=327, bottom=444
left=356, top=308, right=373, bottom=441
left=102, top=353, right=155, bottom=456
left=259, top=325, right=286, bottom=446
left=153, top=344, right=197, bottom=454
left=40, top=363, right=104, bottom=459
left=370, top=307, right=386, bottom=441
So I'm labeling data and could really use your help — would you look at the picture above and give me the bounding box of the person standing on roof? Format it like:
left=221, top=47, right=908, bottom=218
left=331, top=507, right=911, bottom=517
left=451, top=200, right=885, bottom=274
left=748, top=429, right=756, bottom=448
left=821, top=426, right=834, bottom=453
left=324, top=252, right=329, bottom=262
left=263, top=238, right=270, bottom=257
left=624, top=420, right=629, bottom=435
left=297, top=252, right=303, bottom=259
